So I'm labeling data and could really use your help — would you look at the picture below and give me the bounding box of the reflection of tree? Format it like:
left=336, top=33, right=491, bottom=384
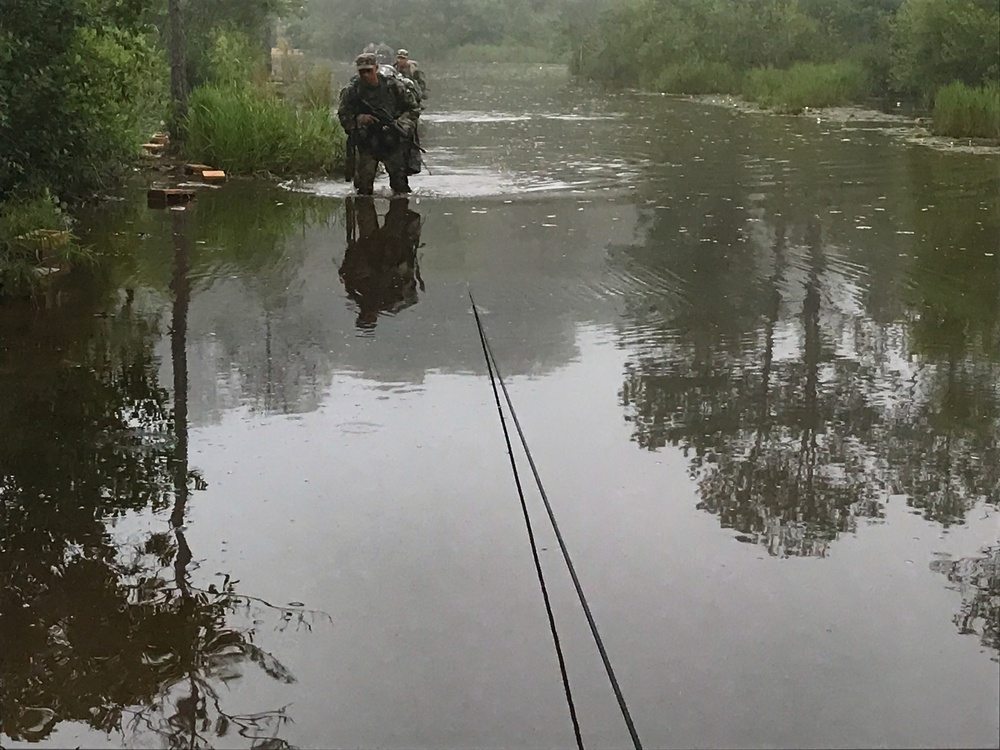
left=621, top=219, right=884, bottom=557
left=339, top=196, right=424, bottom=331
left=617, top=130, right=1000, bottom=557
left=0, top=212, right=305, bottom=748
left=930, top=546, right=1000, bottom=662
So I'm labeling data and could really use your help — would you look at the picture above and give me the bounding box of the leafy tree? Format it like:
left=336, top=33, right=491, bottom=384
left=890, top=0, right=1000, bottom=100
left=0, top=0, right=167, bottom=201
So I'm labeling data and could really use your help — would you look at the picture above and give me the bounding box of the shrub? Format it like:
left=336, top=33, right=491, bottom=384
left=206, top=28, right=270, bottom=88
left=932, top=82, right=1000, bottom=139
left=183, top=84, right=344, bottom=175
left=743, top=61, right=869, bottom=112
left=0, top=8, right=168, bottom=202
left=891, top=0, right=1000, bottom=102
left=0, top=191, right=90, bottom=298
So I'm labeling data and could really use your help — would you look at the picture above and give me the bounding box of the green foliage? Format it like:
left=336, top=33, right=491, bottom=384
left=295, top=0, right=567, bottom=62
left=206, top=27, right=270, bottom=87
left=0, top=0, right=168, bottom=202
left=573, top=0, right=997, bottom=109
left=287, top=64, right=336, bottom=109
left=175, top=0, right=294, bottom=86
left=183, top=84, right=344, bottom=174
left=742, top=61, right=870, bottom=111
left=932, top=82, right=1000, bottom=139
left=651, top=61, right=742, bottom=95
left=890, top=0, right=1000, bottom=101
left=575, top=0, right=825, bottom=87
left=0, top=191, right=91, bottom=298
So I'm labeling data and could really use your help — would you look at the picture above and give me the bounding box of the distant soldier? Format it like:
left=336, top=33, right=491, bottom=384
left=394, top=49, right=428, bottom=100
left=337, top=52, right=422, bottom=195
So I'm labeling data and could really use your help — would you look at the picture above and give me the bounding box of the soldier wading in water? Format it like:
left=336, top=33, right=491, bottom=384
left=338, top=52, right=422, bottom=195
left=393, top=49, right=427, bottom=100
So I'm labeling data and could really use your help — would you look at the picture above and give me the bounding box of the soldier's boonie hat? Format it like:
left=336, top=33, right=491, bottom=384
left=396, top=49, right=409, bottom=57
left=356, top=52, right=378, bottom=70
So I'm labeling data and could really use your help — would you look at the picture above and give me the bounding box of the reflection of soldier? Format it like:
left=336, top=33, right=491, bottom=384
left=339, top=197, right=424, bottom=330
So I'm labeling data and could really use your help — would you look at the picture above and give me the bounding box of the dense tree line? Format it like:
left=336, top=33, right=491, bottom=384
left=288, top=0, right=569, bottom=61
left=571, top=0, right=999, bottom=103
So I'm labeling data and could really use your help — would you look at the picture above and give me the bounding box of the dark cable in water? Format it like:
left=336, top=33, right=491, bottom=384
left=470, top=292, right=644, bottom=750
left=469, top=293, right=584, bottom=750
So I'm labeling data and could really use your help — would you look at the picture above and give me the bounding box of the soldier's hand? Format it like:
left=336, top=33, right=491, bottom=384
left=356, top=114, right=376, bottom=127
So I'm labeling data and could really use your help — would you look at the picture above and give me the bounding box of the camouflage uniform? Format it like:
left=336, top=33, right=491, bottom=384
left=339, top=197, right=423, bottom=329
left=393, top=51, right=428, bottom=100
left=337, top=53, right=421, bottom=195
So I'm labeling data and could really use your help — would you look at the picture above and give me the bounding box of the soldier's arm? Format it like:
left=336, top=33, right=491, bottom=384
left=392, top=82, right=421, bottom=132
left=336, top=85, right=356, bottom=131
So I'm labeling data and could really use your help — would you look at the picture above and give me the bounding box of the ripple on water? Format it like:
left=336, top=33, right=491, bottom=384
left=289, top=161, right=639, bottom=200
left=423, top=111, right=532, bottom=123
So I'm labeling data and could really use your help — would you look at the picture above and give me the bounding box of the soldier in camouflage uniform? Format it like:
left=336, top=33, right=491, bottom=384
left=337, top=52, right=422, bottom=195
left=393, top=49, right=427, bottom=100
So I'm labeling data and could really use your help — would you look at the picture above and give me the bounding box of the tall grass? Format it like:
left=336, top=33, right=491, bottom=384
left=184, top=84, right=344, bottom=175
left=743, top=62, right=869, bottom=112
left=932, top=82, right=1000, bottom=139
left=287, top=65, right=335, bottom=111
left=648, top=61, right=742, bottom=95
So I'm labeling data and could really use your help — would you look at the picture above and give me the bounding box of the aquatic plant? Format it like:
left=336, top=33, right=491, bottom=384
left=0, top=192, right=90, bottom=299
left=650, top=61, right=742, bottom=95
left=742, top=61, right=869, bottom=112
left=932, top=82, right=1000, bottom=139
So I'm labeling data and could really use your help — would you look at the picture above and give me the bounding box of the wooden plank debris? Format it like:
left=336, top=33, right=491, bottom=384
left=147, top=188, right=196, bottom=208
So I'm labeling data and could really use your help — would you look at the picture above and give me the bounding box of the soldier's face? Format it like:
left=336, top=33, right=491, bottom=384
left=396, top=56, right=407, bottom=66
left=359, top=67, right=378, bottom=85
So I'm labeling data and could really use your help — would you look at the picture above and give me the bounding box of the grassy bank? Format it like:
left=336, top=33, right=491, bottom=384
left=184, top=82, right=344, bottom=175
left=932, top=83, right=1000, bottom=139
left=742, top=62, right=869, bottom=113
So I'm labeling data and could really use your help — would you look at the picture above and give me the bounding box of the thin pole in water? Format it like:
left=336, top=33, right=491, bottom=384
left=469, top=292, right=584, bottom=750
left=470, top=291, right=644, bottom=750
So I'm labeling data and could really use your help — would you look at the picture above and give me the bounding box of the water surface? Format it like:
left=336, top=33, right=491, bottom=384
left=2, top=63, right=998, bottom=749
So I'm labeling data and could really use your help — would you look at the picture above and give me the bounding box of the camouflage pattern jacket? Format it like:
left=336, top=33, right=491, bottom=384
left=337, top=72, right=421, bottom=154
left=394, top=60, right=428, bottom=99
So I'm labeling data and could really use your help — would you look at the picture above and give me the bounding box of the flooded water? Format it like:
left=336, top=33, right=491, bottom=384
left=2, top=64, right=998, bottom=749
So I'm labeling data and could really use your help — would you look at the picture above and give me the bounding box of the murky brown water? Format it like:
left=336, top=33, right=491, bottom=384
left=2, top=64, right=998, bottom=749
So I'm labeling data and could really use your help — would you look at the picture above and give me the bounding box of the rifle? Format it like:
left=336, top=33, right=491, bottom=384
left=356, top=100, right=426, bottom=153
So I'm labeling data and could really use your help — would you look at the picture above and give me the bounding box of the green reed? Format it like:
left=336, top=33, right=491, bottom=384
left=742, top=62, right=868, bottom=113
left=184, top=84, right=344, bottom=175
left=647, top=61, right=742, bottom=95
left=932, top=82, right=1000, bottom=140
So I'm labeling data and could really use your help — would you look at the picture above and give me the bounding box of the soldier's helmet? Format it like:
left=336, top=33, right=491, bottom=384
left=396, top=49, right=409, bottom=58
left=355, top=52, right=378, bottom=70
